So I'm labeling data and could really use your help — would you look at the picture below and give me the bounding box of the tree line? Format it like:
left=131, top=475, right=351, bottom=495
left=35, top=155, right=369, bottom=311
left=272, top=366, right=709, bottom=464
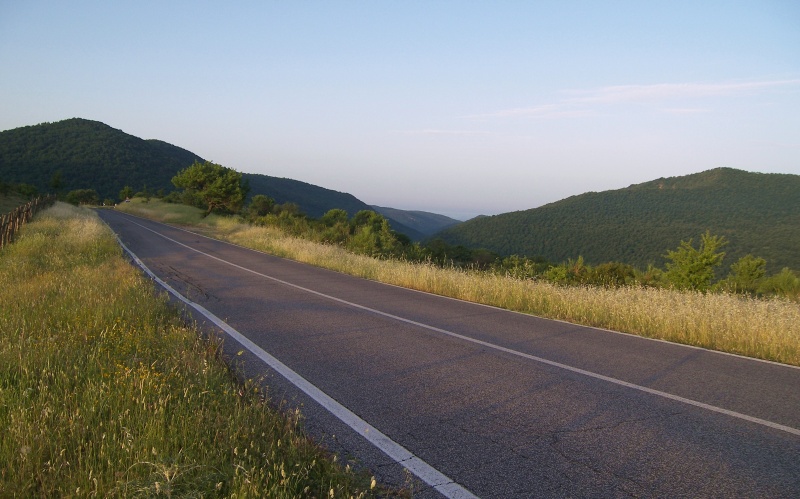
left=162, top=161, right=799, bottom=301
left=465, top=232, right=798, bottom=300
left=10, top=159, right=795, bottom=301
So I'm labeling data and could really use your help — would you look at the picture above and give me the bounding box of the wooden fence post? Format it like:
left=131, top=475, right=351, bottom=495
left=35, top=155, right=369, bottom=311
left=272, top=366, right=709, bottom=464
left=0, top=195, right=57, bottom=249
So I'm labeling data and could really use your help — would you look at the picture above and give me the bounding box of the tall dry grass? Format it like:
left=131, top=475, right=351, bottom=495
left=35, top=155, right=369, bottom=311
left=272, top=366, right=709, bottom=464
left=223, top=224, right=800, bottom=366
left=0, top=202, right=382, bottom=497
left=114, top=199, right=800, bottom=366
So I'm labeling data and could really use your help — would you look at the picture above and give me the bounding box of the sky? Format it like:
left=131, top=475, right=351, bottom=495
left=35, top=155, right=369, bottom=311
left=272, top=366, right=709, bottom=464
left=1, top=1, right=799, bottom=220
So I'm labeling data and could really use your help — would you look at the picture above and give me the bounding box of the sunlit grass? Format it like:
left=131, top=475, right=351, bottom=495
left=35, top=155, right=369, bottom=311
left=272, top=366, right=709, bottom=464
left=113, top=201, right=800, bottom=367
left=226, top=225, right=800, bottom=365
left=114, top=198, right=236, bottom=227
left=0, top=202, right=384, bottom=497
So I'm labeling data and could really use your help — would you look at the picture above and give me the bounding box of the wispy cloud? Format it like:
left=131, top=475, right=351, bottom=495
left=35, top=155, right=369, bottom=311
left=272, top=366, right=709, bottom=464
left=565, top=79, right=800, bottom=104
left=659, top=107, right=711, bottom=115
left=473, top=79, right=800, bottom=119
left=399, top=129, right=495, bottom=136
left=476, top=104, right=595, bottom=119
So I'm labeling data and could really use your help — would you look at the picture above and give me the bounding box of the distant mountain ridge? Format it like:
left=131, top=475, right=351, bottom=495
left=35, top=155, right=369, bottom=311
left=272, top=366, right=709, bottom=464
left=6, top=120, right=795, bottom=268
left=371, top=206, right=461, bottom=236
left=434, top=168, right=800, bottom=272
left=242, top=175, right=425, bottom=239
left=243, top=174, right=370, bottom=219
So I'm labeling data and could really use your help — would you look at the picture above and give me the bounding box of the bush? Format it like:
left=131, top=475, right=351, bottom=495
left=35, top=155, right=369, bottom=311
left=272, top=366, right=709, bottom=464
left=246, top=194, right=276, bottom=220
left=65, top=189, right=100, bottom=206
left=717, top=254, right=767, bottom=294
left=758, top=268, right=800, bottom=301
left=588, top=262, right=636, bottom=287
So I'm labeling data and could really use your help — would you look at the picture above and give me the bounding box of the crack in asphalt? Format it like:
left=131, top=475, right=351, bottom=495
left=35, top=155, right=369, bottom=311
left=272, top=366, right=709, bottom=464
left=544, top=412, right=686, bottom=497
left=157, top=263, right=219, bottom=303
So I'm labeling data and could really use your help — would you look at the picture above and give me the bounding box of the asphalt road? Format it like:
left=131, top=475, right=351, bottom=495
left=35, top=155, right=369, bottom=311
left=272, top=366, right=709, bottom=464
left=97, top=209, right=800, bottom=498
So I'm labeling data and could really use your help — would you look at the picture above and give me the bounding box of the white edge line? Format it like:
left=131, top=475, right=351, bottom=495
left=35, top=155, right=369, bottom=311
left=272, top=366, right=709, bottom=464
left=115, top=213, right=800, bottom=439
left=114, top=209, right=800, bottom=372
left=110, top=231, right=479, bottom=499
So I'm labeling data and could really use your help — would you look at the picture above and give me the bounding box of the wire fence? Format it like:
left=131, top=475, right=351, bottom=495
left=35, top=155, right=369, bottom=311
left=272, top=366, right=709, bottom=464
left=0, top=195, right=57, bottom=249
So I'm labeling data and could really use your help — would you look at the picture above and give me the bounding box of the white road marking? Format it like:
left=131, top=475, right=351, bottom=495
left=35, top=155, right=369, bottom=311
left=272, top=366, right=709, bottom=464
left=117, top=214, right=800, bottom=440
left=111, top=224, right=479, bottom=499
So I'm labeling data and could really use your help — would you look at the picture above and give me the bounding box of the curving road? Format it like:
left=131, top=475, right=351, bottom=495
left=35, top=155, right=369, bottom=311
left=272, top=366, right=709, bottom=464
left=98, top=209, right=800, bottom=498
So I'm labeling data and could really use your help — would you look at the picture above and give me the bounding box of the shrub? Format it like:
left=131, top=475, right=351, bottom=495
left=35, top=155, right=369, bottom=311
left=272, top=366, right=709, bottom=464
left=65, top=188, right=100, bottom=206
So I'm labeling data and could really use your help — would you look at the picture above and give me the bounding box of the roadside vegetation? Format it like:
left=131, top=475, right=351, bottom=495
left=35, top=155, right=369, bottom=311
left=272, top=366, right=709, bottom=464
left=116, top=198, right=800, bottom=367
left=0, top=202, right=385, bottom=497
left=121, top=162, right=800, bottom=302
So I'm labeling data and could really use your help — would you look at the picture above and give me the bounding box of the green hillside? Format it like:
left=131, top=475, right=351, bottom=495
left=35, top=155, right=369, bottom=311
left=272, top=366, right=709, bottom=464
left=0, top=118, right=375, bottom=218
left=371, top=206, right=461, bottom=236
left=0, top=118, right=202, bottom=200
left=0, top=118, right=421, bottom=237
left=242, top=175, right=423, bottom=239
left=242, top=174, right=369, bottom=219
left=434, top=168, right=800, bottom=272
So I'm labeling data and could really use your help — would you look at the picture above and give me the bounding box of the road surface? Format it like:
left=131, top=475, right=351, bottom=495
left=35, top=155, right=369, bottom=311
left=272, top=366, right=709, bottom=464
left=98, top=209, right=800, bottom=498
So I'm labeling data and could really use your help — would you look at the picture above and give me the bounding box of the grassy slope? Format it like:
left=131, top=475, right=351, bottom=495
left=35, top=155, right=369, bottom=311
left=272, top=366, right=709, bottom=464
left=117, top=199, right=800, bottom=367
left=0, top=202, right=384, bottom=497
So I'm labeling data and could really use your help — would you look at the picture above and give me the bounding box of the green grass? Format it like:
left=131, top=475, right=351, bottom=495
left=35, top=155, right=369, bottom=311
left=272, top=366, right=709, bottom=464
left=0, top=202, right=386, bottom=497
left=114, top=198, right=238, bottom=228
left=116, top=199, right=800, bottom=367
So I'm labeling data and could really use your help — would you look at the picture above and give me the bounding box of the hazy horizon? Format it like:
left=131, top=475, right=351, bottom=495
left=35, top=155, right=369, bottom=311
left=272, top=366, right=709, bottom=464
left=2, top=2, right=798, bottom=219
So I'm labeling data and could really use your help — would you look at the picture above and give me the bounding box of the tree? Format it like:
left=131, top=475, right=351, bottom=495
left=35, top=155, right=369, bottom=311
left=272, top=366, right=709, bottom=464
left=758, top=268, right=800, bottom=300
left=275, top=202, right=301, bottom=216
left=65, top=189, right=100, bottom=206
left=719, top=254, right=766, bottom=294
left=663, top=231, right=728, bottom=291
left=136, top=184, right=152, bottom=202
left=348, top=210, right=399, bottom=257
left=320, top=208, right=348, bottom=227
left=119, top=185, right=134, bottom=201
left=50, top=170, right=63, bottom=197
left=319, top=209, right=350, bottom=244
left=246, top=194, right=276, bottom=219
left=171, top=161, right=248, bottom=216
left=16, top=183, right=38, bottom=198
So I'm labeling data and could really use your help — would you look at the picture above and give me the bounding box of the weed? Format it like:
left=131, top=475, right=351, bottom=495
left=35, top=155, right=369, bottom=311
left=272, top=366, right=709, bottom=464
left=0, top=202, right=384, bottom=496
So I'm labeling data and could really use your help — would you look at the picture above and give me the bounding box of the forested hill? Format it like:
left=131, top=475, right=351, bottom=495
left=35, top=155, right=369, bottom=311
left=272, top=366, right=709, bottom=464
left=434, top=168, right=800, bottom=272
left=242, top=175, right=424, bottom=239
left=371, top=206, right=461, bottom=236
left=0, top=118, right=382, bottom=219
left=0, top=118, right=423, bottom=237
left=0, top=118, right=202, bottom=199
left=241, top=174, right=369, bottom=219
